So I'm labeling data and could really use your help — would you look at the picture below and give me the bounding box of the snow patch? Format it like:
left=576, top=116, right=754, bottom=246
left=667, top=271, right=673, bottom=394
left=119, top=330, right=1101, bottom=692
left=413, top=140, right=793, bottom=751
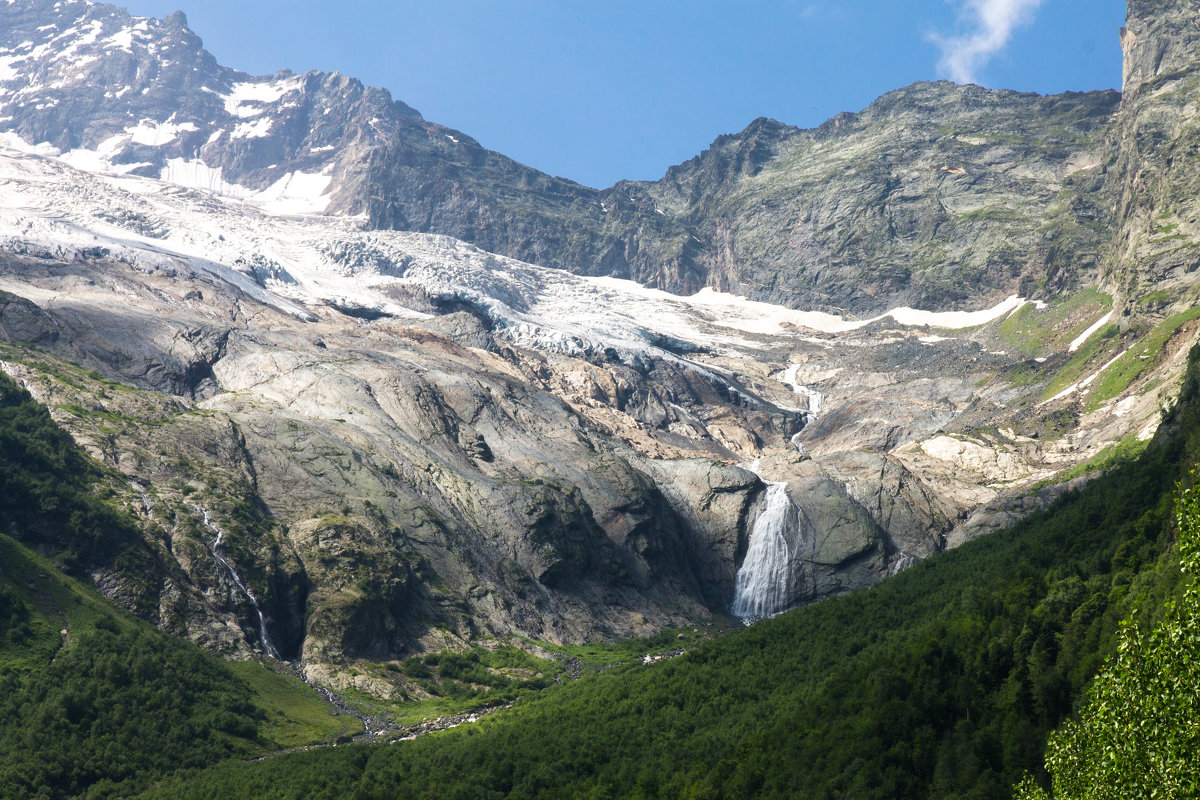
left=54, top=122, right=195, bottom=175
left=129, top=119, right=197, bottom=146
left=586, top=280, right=1032, bottom=337
left=248, top=170, right=332, bottom=215
left=222, top=77, right=303, bottom=118
left=0, top=132, right=59, bottom=157
left=103, top=29, right=134, bottom=53
left=161, top=157, right=246, bottom=197
left=1068, top=311, right=1113, bottom=353
left=0, top=55, right=20, bottom=82
left=888, top=296, right=1027, bottom=328
left=159, top=158, right=331, bottom=215
left=231, top=117, right=274, bottom=139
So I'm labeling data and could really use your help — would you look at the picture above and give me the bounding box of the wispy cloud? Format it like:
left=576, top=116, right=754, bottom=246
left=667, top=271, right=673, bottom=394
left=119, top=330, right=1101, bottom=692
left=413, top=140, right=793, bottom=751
left=932, top=0, right=1043, bottom=85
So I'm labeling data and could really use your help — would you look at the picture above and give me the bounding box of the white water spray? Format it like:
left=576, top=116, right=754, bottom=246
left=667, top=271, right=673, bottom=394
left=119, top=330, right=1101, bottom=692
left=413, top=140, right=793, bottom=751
left=732, top=480, right=797, bottom=621
left=194, top=506, right=281, bottom=659
left=778, top=365, right=823, bottom=454
left=777, top=365, right=824, bottom=417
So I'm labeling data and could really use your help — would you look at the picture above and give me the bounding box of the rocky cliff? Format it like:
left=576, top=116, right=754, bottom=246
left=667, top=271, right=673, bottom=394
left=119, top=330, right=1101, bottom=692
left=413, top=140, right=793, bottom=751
left=1104, top=0, right=1200, bottom=324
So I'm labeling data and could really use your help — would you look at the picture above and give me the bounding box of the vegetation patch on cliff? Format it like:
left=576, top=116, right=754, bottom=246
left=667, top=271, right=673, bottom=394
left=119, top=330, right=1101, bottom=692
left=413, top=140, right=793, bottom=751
left=997, top=288, right=1112, bottom=358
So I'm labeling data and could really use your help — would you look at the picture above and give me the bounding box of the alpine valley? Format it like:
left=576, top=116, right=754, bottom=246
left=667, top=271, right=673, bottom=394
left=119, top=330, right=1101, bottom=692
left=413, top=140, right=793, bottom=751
left=0, top=0, right=1199, bottom=797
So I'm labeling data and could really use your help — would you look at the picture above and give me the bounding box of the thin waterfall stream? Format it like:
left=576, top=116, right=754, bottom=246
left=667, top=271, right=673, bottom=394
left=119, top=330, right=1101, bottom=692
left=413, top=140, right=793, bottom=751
left=129, top=481, right=155, bottom=520
left=732, top=475, right=798, bottom=622
left=194, top=505, right=281, bottom=660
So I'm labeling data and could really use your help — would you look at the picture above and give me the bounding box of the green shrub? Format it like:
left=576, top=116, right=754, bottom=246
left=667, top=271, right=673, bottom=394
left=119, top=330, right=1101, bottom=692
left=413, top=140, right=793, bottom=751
left=1016, top=480, right=1200, bottom=800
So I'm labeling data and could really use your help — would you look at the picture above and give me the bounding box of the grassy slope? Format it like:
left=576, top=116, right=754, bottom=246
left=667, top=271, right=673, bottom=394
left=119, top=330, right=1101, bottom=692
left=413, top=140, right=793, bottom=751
left=226, top=662, right=363, bottom=749
left=998, top=288, right=1112, bottom=358
left=0, top=370, right=365, bottom=798
left=131, top=351, right=1200, bottom=799
left=0, top=534, right=262, bottom=800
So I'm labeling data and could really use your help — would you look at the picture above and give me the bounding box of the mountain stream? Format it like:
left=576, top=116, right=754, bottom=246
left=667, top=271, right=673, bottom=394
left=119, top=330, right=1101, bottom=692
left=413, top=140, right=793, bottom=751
left=194, top=505, right=281, bottom=659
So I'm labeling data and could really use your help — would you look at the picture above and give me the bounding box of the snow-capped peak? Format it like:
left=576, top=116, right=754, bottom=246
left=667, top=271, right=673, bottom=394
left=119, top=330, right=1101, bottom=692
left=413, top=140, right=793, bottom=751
left=0, top=0, right=423, bottom=220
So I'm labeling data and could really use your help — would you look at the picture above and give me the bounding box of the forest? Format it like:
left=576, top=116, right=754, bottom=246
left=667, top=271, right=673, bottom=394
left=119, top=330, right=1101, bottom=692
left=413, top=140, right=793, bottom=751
left=0, top=372, right=266, bottom=799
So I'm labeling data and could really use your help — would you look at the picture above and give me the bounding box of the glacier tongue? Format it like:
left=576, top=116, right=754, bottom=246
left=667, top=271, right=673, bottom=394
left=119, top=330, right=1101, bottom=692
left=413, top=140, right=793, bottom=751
left=0, top=140, right=1048, bottom=384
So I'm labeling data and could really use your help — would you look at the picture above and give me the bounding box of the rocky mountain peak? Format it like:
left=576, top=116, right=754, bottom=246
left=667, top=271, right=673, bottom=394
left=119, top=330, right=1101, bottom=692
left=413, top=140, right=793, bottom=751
left=0, top=0, right=422, bottom=214
left=0, top=0, right=219, bottom=147
left=162, top=9, right=187, bottom=28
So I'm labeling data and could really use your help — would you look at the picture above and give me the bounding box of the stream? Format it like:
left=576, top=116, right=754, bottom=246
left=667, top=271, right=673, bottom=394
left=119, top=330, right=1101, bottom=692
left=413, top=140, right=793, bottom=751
left=193, top=504, right=281, bottom=660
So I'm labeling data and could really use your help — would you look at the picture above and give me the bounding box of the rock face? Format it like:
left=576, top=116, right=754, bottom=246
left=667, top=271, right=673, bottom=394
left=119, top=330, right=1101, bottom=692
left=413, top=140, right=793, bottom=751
left=632, top=86, right=1118, bottom=314
left=0, top=0, right=1197, bottom=697
left=336, top=80, right=1121, bottom=316
left=1104, top=0, right=1200, bottom=321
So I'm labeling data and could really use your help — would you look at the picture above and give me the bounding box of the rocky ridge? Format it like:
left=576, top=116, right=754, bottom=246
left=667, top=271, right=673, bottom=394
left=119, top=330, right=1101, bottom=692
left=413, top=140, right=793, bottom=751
left=1104, top=0, right=1200, bottom=323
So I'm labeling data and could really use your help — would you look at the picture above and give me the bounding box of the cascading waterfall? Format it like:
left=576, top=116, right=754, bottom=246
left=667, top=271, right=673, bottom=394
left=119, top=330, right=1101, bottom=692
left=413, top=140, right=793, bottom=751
left=732, top=480, right=797, bottom=621
left=891, top=551, right=919, bottom=576
left=129, top=481, right=155, bottom=520
left=778, top=365, right=824, bottom=454
left=194, top=506, right=281, bottom=659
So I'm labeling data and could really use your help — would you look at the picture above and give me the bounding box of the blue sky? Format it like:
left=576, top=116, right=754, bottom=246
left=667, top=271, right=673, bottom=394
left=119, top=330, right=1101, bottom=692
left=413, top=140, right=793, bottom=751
left=121, top=0, right=1126, bottom=188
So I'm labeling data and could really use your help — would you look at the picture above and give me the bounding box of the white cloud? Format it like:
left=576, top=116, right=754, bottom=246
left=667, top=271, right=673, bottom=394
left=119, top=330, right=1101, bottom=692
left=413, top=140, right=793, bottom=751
left=931, top=0, right=1043, bottom=85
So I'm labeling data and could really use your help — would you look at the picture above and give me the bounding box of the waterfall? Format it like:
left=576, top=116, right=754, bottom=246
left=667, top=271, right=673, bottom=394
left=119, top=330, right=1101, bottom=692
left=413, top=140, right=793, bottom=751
left=194, top=505, right=281, bottom=659
left=891, top=551, right=919, bottom=576
left=777, top=365, right=825, bottom=416
left=778, top=365, right=823, bottom=454
left=732, top=481, right=797, bottom=621
left=129, top=481, right=154, bottom=520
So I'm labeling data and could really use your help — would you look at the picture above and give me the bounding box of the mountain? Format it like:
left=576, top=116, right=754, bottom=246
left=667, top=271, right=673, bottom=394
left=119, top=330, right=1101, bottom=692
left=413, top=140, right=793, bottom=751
left=0, top=0, right=1197, bottom=709
left=0, top=0, right=1121, bottom=314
